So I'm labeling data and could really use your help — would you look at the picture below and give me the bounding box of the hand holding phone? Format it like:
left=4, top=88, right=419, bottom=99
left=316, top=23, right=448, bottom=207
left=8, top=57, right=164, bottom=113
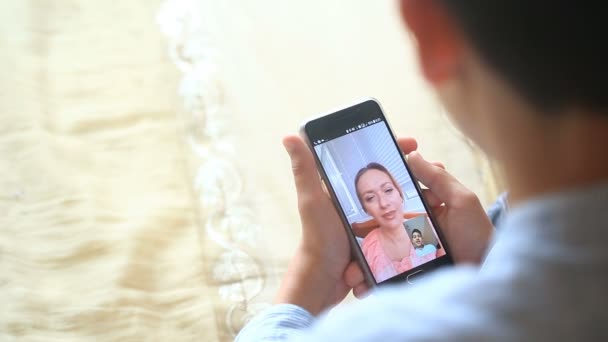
left=276, top=98, right=493, bottom=314
left=301, top=98, right=453, bottom=286
left=276, top=134, right=421, bottom=314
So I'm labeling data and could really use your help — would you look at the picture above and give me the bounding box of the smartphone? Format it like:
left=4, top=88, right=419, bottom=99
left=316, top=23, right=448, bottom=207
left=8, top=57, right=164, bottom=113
left=301, top=98, right=453, bottom=287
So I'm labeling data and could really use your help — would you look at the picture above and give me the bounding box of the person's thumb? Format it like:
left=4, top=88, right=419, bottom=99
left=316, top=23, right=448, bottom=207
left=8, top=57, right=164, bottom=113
left=283, top=135, right=323, bottom=198
left=408, top=151, right=461, bottom=204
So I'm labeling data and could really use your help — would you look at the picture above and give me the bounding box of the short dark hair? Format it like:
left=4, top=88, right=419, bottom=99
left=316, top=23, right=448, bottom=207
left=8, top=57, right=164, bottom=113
left=438, top=1, right=607, bottom=114
left=412, top=228, right=422, bottom=237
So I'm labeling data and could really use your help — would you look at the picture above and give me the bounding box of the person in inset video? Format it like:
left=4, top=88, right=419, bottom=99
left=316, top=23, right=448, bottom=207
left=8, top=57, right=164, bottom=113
left=354, top=162, right=437, bottom=282
left=411, top=228, right=437, bottom=257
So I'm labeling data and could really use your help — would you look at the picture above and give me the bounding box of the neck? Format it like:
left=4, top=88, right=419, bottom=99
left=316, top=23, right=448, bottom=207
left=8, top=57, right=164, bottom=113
left=382, top=223, right=408, bottom=241
left=502, top=112, right=608, bottom=206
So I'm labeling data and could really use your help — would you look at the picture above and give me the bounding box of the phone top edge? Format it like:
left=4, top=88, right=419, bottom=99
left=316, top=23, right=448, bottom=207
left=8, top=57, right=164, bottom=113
left=299, top=97, right=381, bottom=134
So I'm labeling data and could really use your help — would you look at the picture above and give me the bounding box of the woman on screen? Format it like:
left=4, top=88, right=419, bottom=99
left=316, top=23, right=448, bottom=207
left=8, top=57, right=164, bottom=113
left=355, top=162, right=438, bottom=282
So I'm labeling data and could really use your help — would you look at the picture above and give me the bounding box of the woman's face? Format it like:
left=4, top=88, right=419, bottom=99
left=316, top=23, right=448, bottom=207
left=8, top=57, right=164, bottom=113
left=412, top=231, right=423, bottom=247
left=357, top=169, right=404, bottom=229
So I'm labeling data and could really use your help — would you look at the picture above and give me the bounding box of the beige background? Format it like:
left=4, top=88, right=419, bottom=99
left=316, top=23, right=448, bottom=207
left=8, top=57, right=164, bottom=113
left=0, top=1, right=499, bottom=340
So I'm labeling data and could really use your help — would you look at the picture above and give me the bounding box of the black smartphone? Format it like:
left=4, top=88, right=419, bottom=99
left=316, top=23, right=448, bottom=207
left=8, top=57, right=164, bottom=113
left=301, top=98, right=453, bottom=287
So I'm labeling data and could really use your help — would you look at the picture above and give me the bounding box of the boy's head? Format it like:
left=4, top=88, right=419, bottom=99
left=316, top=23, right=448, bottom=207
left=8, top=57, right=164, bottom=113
left=399, top=1, right=607, bottom=161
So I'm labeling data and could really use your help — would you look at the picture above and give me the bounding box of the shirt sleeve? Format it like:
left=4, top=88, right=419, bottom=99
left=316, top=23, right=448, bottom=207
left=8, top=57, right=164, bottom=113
left=235, top=304, right=315, bottom=342
left=487, top=192, right=509, bottom=227
left=235, top=266, right=488, bottom=342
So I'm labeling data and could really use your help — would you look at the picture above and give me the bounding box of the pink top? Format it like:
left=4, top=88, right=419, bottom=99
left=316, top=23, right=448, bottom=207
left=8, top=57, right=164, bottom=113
left=361, top=228, right=438, bottom=282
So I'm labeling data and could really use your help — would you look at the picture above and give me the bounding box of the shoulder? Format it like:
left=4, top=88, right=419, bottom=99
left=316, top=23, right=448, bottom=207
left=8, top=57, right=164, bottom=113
left=361, top=229, right=381, bottom=251
left=425, top=244, right=437, bottom=252
left=361, top=229, right=386, bottom=269
left=304, top=267, right=489, bottom=341
left=299, top=263, right=606, bottom=341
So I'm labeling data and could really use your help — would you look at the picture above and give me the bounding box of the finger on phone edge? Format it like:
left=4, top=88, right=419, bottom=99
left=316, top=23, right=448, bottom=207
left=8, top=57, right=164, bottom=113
left=397, top=137, right=418, bottom=155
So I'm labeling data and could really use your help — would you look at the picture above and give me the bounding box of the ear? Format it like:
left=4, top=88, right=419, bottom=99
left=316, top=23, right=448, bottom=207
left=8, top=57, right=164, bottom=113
left=399, top=0, right=463, bottom=85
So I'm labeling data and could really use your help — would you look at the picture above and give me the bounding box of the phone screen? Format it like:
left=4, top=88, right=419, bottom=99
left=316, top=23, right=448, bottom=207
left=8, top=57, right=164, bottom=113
left=304, top=99, right=452, bottom=284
